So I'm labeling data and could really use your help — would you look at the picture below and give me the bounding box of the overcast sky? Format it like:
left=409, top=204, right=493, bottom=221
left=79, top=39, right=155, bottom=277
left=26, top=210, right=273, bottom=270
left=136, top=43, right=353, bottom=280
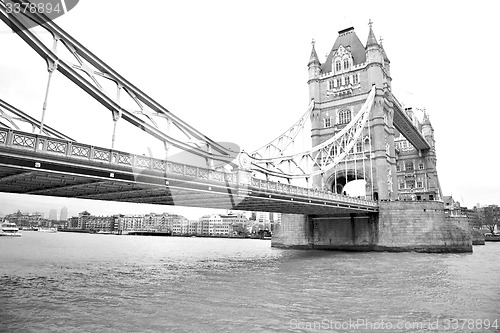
left=1, top=0, right=499, bottom=218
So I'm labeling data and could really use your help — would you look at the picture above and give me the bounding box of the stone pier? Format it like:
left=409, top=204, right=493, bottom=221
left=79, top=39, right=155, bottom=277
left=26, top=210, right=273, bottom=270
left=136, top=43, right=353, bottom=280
left=272, top=201, right=472, bottom=253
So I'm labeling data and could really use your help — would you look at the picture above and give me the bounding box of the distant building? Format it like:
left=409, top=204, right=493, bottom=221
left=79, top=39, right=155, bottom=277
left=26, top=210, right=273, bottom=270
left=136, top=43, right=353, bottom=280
left=221, top=213, right=248, bottom=237
left=85, top=215, right=115, bottom=231
left=462, top=206, right=480, bottom=229
left=443, top=196, right=462, bottom=217
left=48, top=209, right=58, bottom=221
left=199, top=214, right=222, bottom=236
left=171, top=215, right=190, bottom=235
left=256, top=212, right=269, bottom=223
left=113, top=212, right=188, bottom=234
left=77, top=211, right=91, bottom=230
left=60, top=207, right=68, bottom=222
left=188, top=220, right=198, bottom=235
left=5, top=211, right=43, bottom=227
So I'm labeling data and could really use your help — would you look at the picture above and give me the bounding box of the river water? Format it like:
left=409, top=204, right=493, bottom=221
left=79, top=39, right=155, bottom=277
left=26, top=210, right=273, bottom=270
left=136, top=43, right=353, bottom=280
left=1, top=231, right=499, bottom=332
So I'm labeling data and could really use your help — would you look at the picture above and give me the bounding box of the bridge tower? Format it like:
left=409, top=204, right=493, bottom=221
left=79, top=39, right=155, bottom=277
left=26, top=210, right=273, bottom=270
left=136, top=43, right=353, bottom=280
left=307, top=22, right=397, bottom=200
left=272, top=21, right=471, bottom=253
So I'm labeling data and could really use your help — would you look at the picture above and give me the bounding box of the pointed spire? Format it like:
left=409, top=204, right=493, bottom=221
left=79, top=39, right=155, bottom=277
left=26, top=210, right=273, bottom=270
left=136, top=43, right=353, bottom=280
left=308, top=39, right=321, bottom=67
left=422, top=109, right=432, bottom=125
left=366, top=19, right=379, bottom=48
left=379, top=35, right=390, bottom=62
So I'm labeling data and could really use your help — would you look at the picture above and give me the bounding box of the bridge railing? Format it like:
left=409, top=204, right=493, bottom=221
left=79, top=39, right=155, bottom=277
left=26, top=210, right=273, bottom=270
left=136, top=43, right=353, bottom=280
left=0, top=128, right=239, bottom=184
left=249, top=177, right=377, bottom=207
left=0, top=127, right=377, bottom=207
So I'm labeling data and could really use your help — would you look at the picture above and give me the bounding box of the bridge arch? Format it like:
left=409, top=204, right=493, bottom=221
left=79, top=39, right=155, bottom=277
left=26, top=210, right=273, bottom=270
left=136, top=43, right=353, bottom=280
left=326, top=169, right=368, bottom=195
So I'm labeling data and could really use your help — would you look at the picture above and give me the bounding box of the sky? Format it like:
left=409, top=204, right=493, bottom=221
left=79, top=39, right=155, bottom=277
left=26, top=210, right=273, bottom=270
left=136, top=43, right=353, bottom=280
left=1, top=0, right=499, bottom=219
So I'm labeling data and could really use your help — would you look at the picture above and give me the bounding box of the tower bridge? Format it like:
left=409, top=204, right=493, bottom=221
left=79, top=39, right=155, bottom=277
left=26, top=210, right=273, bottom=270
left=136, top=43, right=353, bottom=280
left=0, top=2, right=471, bottom=252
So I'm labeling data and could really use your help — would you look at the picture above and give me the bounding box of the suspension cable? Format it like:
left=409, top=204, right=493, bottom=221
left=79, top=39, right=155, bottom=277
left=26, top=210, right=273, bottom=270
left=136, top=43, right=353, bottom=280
left=362, top=137, right=367, bottom=199
left=40, top=38, right=59, bottom=135
left=111, top=84, right=122, bottom=149
left=344, top=136, right=348, bottom=196
left=368, top=114, right=375, bottom=200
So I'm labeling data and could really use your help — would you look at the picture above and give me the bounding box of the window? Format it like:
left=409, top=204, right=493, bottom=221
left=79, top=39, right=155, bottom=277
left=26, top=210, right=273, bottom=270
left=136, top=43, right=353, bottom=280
left=328, top=80, right=334, bottom=90
left=330, top=145, right=338, bottom=156
left=364, top=137, right=371, bottom=152
left=356, top=141, right=363, bottom=153
left=324, top=117, right=331, bottom=128
left=345, top=75, right=350, bottom=85
left=343, top=59, right=349, bottom=69
left=399, top=182, right=405, bottom=189
left=406, top=180, right=415, bottom=189
left=405, top=162, right=414, bottom=171
left=338, top=110, right=352, bottom=124
left=396, top=164, right=401, bottom=172
left=419, top=163, right=424, bottom=170
left=336, top=78, right=342, bottom=86
left=335, top=61, right=341, bottom=72
left=416, top=181, right=423, bottom=188
left=353, top=73, right=359, bottom=84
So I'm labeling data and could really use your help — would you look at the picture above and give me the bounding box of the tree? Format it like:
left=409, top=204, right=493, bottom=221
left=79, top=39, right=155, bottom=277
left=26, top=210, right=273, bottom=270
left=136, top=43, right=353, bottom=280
left=479, top=205, right=500, bottom=234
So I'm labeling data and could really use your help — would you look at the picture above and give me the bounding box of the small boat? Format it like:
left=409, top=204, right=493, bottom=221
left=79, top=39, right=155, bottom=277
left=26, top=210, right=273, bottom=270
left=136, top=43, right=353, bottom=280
left=0, top=221, right=22, bottom=237
left=38, top=227, right=58, bottom=233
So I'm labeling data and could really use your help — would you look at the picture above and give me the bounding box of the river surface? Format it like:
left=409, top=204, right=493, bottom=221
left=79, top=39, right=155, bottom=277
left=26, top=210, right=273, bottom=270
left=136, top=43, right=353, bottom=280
left=1, top=231, right=499, bottom=332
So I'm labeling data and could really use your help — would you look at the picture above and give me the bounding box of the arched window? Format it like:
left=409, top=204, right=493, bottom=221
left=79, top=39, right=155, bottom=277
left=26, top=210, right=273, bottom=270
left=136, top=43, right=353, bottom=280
left=338, top=110, right=352, bottom=124
left=364, top=137, right=371, bottom=152
left=335, top=61, right=341, bottom=72
left=343, top=59, right=349, bottom=69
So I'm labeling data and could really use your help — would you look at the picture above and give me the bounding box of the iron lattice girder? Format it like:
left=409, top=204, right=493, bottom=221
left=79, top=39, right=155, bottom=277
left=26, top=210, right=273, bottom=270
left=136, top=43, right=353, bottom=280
left=251, top=100, right=314, bottom=159
left=249, top=86, right=376, bottom=178
left=0, top=99, right=73, bottom=140
left=0, top=2, right=237, bottom=165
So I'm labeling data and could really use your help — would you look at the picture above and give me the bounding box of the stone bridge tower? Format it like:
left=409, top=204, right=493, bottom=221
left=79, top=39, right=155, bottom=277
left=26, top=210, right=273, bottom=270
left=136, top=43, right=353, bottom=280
left=272, top=22, right=471, bottom=253
left=307, top=22, right=398, bottom=200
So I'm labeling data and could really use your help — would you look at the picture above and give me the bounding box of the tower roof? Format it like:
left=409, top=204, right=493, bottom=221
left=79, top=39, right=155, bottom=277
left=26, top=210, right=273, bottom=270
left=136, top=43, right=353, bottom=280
left=307, top=39, right=321, bottom=67
left=366, top=19, right=379, bottom=48
left=321, top=27, right=366, bottom=73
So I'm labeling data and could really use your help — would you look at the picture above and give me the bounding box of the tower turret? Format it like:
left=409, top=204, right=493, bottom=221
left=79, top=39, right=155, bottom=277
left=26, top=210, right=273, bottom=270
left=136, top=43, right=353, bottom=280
left=421, top=110, right=435, bottom=148
left=379, top=36, right=391, bottom=88
left=365, top=20, right=384, bottom=88
left=307, top=39, right=321, bottom=101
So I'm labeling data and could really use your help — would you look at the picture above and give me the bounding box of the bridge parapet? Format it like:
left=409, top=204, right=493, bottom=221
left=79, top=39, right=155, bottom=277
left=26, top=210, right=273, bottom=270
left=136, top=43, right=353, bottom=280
left=0, top=128, right=239, bottom=185
left=249, top=177, right=377, bottom=208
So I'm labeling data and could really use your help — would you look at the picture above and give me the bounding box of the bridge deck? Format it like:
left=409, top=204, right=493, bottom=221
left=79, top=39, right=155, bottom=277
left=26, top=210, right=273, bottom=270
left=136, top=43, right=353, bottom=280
left=0, top=128, right=378, bottom=215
